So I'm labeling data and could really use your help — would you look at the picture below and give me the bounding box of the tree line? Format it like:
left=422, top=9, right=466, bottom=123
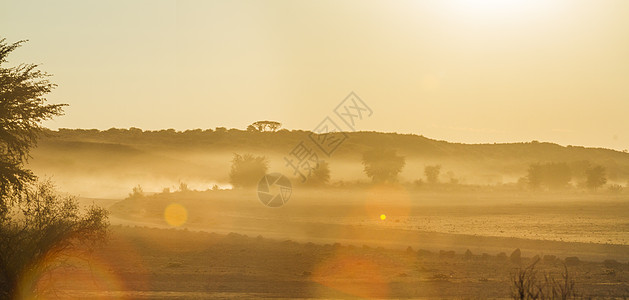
left=227, top=149, right=614, bottom=191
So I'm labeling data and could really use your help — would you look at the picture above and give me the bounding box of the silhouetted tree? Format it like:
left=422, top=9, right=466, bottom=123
left=308, top=160, right=330, bottom=186
left=526, top=162, right=572, bottom=189
left=526, top=164, right=543, bottom=188
left=229, top=153, right=269, bottom=189
left=0, top=38, right=66, bottom=215
left=128, top=184, right=144, bottom=199
left=249, top=121, right=282, bottom=132
left=585, top=165, right=607, bottom=190
left=424, top=165, right=441, bottom=184
left=178, top=182, right=190, bottom=192
left=362, top=149, right=405, bottom=183
left=0, top=38, right=108, bottom=298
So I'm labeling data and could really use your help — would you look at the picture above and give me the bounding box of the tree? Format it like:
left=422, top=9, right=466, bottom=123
left=526, top=162, right=572, bottom=189
left=229, top=153, right=269, bottom=189
left=361, top=149, right=405, bottom=183
left=307, top=160, right=330, bottom=186
left=0, top=38, right=66, bottom=216
left=0, top=38, right=109, bottom=298
left=248, top=121, right=282, bottom=132
left=178, top=181, right=190, bottom=192
left=424, top=165, right=441, bottom=184
left=585, top=165, right=607, bottom=190
left=128, top=184, right=144, bottom=199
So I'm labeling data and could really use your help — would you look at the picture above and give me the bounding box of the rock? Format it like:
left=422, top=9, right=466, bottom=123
left=510, top=248, right=522, bottom=264
left=603, top=259, right=621, bottom=268
left=543, top=255, right=557, bottom=264
left=464, top=249, right=473, bottom=260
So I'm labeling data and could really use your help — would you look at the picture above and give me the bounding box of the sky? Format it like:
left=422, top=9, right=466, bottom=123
left=2, top=0, right=628, bottom=151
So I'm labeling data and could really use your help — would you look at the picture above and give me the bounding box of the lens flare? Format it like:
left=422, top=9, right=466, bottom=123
left=312, top=252, right=394, bottom=298
left=164, top=203, right=188, bottom=227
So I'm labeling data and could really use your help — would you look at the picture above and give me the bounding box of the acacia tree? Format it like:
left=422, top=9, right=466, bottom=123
left=0, top=38, right=109, bottom=298
left=247, top=121, right=282, bottom=132
left=0, top=39, right=65, bottom=216
left=362, top=148, right=405, bottom=183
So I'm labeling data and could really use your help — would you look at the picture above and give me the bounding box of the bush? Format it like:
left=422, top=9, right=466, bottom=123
left=608, top=184, right=623, bottom=194
left=526, top=162, right=572, bottom=189
left=229, top=153, right=269, bottom=189
left=464, top=249, right=474, bottom=260
left=603, top=259, right=621, bottom=269
left=0, top=181, right=109, bottom=298
left=307, top=160, right=330, bottom=186
left=511, top=260, right=580, bottom=300
left=511, top=248, right=522, bottom=264
left=128, top=184, right=144, bottom=198
left=361, top=149, right=405, bottom=183
left=424, top=165, right=441, bottom=184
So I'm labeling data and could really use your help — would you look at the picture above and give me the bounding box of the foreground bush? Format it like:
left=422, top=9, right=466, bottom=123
left=0, top=181, right=109, bottom=299
left=511, top=259, right=580, bottom=300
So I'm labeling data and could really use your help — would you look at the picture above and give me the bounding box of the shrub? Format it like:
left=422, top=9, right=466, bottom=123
left=511, top=260, right=580, bottom=300
left=229, top=153, right=269, bottom=189
left=362, top=149, right=405, bottom=183
left=0, top=181, right=109, bottom=298
left=511, top=248, right=522, bottom=264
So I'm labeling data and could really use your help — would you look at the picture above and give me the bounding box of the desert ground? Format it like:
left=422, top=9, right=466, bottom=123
left=32, top=188, right=627, bottom=299
left=20, top=131, right=629, bottom=298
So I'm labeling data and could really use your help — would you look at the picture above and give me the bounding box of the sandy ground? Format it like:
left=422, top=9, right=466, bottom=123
left=39, top=226, right=629, bottom=299
left=39, top=189, right=628, bottom=298
left=103, top=189, right=629, bottom=261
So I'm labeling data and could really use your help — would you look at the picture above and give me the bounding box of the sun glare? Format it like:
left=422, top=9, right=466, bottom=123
left=164, top=203, right=188, bottom=227
left=445, top=0, right=546, bottom=19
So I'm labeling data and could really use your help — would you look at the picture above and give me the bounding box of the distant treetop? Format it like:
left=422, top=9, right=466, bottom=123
left=247, top=121, right=282, bottom=132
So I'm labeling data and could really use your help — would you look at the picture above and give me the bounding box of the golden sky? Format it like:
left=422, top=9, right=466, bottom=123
left=2, top=0, right=628, bottom=150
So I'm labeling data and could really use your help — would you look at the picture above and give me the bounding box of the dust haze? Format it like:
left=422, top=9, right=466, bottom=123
left=23, top=127, right=629, bottom=298
left=3, top=0, right=629, bottom=298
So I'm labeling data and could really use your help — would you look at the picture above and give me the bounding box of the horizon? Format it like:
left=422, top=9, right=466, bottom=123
left=46, top=126, right=629, bottom=152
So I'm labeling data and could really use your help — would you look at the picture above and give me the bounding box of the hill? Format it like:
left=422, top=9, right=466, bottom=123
left=27, top=128, right=629, bottom=197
